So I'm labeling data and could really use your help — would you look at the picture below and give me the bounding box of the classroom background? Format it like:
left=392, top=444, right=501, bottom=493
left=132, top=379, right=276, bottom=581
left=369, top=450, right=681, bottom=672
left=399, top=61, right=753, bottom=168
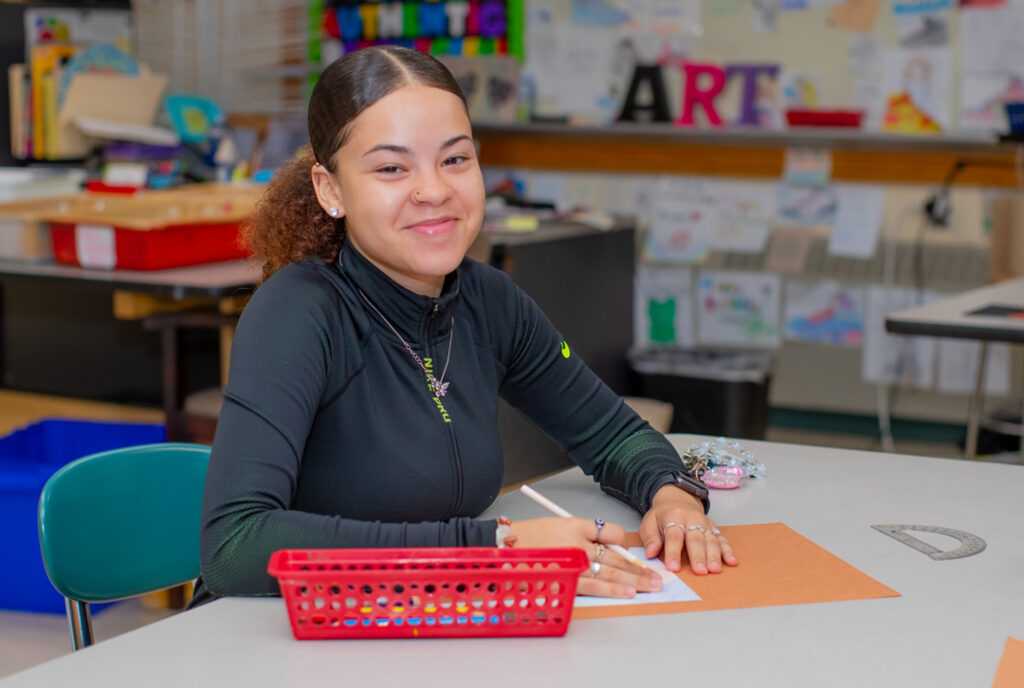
left=1, top=0, right=1023, bottom=679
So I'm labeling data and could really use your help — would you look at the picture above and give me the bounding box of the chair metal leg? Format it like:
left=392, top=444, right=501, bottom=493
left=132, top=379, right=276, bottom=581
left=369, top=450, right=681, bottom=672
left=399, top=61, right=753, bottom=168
left=65, top=598, right=94, bottom=651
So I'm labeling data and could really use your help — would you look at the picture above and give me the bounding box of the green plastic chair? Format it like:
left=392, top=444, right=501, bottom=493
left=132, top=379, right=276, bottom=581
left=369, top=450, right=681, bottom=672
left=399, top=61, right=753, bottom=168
left=37, top=442, right=210, bottom=650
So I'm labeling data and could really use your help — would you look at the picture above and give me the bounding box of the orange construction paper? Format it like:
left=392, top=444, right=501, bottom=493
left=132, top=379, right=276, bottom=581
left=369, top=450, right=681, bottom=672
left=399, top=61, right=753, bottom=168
left=572, top=522, right=899, bottom=620
left=992, top=637, right=1024, bottom=688
left=828, top=0, right=881, bottom=34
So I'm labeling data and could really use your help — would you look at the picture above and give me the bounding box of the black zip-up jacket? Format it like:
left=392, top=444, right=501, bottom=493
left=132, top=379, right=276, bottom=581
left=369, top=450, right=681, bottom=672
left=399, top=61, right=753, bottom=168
left=194, top=238, right=697, bottom=602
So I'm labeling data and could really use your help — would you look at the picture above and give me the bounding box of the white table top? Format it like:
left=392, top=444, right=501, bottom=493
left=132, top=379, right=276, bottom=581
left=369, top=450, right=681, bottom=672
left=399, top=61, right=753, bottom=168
left=3, top=435, right=1022, bottom=688
left=885, top=276, right=1024, bottom=343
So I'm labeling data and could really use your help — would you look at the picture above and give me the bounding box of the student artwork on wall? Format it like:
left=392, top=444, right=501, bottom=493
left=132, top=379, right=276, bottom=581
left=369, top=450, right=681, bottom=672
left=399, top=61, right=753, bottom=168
left=644, top=178, right=717, bottom=263
left=777, top=184, right=838, bottom=225
left=440, top=56, right=520, bottom=122
left=785, top=280, right=866, bottom=346
left=959, top=73, right=1024, bottom=132
left=712, top=182, right=777, bottom=253
left=634, top=267, right=696, bottom=348
left=697, top=270, right=781, bottom=347
left=881, top=48, right=953, bottom=133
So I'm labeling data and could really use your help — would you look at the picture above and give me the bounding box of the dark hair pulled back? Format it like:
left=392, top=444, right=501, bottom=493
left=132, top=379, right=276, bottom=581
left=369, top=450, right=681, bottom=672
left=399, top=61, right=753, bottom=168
left=243, top=46, right=467, bottom=281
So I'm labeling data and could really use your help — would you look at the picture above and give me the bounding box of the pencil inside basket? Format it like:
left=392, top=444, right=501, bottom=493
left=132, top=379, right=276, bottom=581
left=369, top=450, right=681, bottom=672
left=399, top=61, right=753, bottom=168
left=267, top=547, right=590, bottom=639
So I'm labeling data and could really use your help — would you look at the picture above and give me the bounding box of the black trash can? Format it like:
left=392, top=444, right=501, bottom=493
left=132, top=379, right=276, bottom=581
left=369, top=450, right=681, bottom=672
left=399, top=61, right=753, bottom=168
left=629, top=347, right=775, bottom=440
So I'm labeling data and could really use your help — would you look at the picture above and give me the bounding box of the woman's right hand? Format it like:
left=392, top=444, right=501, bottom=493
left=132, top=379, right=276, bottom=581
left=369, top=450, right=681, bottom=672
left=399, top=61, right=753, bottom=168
left=507, top=517, right=664, bottom=599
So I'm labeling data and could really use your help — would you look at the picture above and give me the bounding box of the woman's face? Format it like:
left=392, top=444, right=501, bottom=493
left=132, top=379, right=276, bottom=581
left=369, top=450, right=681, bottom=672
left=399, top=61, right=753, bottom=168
left=327, top=84, right=484, bottom=297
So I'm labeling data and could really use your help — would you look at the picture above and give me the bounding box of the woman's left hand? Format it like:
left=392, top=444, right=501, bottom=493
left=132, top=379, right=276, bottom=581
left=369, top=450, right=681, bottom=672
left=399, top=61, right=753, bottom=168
left=638, top=484, right=738, bottom=575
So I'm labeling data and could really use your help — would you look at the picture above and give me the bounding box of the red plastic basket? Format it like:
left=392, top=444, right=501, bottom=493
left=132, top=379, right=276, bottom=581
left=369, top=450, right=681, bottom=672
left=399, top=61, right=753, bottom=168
left=267, top=547, right=589, bottom=639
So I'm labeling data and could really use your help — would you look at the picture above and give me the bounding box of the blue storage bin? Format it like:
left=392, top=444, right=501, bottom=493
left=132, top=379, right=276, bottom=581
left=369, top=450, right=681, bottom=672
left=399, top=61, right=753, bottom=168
left=1007, top=103, right=1024, bottom=134
left=0, top=419, right=166, bottom=613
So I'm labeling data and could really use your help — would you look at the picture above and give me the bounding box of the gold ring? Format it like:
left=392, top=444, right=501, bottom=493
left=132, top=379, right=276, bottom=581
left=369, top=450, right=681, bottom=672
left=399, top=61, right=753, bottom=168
left=595, top=544, right=606, bottom=560
left=687, top=525, right=706, bottom=534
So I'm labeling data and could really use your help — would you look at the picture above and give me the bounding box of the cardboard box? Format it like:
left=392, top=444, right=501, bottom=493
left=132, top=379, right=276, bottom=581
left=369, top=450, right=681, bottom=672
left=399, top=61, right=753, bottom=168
left=989, top=193, right=1024, bottom=282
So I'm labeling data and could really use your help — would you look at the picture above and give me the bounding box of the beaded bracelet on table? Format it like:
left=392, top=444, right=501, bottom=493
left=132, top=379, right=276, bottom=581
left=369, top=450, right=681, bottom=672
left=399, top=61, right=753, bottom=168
left=683, top=437, right=766, bottom=490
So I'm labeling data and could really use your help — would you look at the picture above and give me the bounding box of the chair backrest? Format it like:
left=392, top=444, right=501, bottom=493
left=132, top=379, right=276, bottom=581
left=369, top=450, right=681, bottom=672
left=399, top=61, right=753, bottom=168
left=38, top=442, right=210, bottom=604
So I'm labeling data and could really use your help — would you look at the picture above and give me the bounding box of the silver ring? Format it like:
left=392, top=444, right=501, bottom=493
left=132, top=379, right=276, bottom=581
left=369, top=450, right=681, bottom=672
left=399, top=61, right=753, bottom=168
left=662, top=521, right=687, bottom=535
left=594, top=518, right=606, bottom=538
left=595, top=544, right=606, bottom=560
left=589, top=561, right=602, bottom=578
left=687, top=525, right=706, bottom=534
left=710, top=527, right=722, bottom=537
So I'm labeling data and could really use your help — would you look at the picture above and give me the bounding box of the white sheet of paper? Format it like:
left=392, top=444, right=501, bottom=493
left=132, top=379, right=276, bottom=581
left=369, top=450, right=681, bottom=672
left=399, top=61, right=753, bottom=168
left=961, top=7, right=1024, bottom=74
left=552, top=24, right=619, bottom=123
left=522, top=4, right=562, bottom=114
left=828, top=185, right=885, bottom=259
left=635, top=267, right=696, bottom=348
left=849, top=34, right=886, bottom=130
left=713, top=182, right=777, bottom=253
left=697, top=270, right=781, bottom=347
left=937, top=339, right=1011, bottom=396
left=574, top=548, right=700, bottom=607
left=861, top=286, right=936, bottom=388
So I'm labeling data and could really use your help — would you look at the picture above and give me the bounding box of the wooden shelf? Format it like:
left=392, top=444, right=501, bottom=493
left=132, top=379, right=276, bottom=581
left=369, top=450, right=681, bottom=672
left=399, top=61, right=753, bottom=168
left=475, top=124, right=1023, bottom=188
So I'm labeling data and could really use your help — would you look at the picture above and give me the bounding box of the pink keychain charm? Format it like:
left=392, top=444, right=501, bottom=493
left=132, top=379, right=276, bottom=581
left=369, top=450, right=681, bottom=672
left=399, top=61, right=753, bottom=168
left=702, top=466, right=744, bottom=489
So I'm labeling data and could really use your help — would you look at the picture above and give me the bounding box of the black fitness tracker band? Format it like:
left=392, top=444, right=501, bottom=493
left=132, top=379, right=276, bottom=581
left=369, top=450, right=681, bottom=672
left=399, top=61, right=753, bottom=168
left=655, top=469, right=711, bottom=513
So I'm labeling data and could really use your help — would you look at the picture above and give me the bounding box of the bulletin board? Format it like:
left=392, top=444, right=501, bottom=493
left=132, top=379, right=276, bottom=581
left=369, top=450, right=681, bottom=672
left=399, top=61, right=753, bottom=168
left=520, top=0, right=1024, bottom=137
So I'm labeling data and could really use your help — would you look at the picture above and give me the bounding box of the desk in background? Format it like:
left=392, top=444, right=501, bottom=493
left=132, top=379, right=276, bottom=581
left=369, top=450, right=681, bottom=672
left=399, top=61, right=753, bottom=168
left=2, top=434, right=1020, bottom=687
left=886, top=277, right=1024, bottom=460
left=0, top=258, right=258, bottom=439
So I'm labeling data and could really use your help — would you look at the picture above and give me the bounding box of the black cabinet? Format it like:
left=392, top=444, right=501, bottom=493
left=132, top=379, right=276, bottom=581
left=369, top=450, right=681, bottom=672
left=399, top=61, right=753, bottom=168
left=480, top=222, right=636, bottom=485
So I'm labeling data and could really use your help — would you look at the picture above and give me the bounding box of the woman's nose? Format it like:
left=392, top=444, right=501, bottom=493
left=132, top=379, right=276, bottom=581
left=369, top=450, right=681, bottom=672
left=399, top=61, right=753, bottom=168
left=412, top=171, right=454, bottom=205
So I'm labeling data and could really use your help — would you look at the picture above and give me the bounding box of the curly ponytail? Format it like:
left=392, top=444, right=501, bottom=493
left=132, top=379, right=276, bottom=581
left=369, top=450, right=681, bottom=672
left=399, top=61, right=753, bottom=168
left=243, top=45, right=467, bottom=283
left=242, top=147, right=343, bottom=283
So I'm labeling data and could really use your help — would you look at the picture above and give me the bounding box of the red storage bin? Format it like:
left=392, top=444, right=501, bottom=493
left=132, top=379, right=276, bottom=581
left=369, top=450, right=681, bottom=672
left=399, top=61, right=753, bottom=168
left=267, top=547, right=589, bottom=639
left=31, top=184, right=258, bottom=270
left=49, top=219, right=248, bottom=270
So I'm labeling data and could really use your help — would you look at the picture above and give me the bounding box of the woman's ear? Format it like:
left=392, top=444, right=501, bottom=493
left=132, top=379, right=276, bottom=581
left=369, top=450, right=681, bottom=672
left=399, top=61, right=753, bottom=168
left=311, top=162, right=345, bottom=218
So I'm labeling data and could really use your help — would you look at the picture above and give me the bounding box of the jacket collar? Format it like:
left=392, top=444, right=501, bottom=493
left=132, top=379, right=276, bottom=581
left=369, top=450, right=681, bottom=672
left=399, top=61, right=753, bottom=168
left=337, top=237, right=460, bottom=345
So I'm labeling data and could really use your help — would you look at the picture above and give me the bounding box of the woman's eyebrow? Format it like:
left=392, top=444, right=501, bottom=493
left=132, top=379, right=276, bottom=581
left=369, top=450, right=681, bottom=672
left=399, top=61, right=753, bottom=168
left=363, top=143, right=410, bottom=158
left=362, top=134, right=468, bottom=157
left=440, top=134, right=471, bottom=150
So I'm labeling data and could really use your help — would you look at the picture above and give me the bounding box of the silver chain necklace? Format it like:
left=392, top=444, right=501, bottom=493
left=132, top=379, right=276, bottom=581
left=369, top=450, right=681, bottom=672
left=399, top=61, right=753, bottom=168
left=357, top=288, right=454, bottom=398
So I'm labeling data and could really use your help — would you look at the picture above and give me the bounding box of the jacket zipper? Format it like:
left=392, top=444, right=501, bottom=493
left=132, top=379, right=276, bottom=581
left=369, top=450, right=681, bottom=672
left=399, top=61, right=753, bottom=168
left=425, top=301, right=464, bottom=517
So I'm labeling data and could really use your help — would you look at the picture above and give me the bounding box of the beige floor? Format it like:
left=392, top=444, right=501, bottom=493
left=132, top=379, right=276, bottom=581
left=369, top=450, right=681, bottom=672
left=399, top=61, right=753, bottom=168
left=0, top=390, right=1016, bottom=680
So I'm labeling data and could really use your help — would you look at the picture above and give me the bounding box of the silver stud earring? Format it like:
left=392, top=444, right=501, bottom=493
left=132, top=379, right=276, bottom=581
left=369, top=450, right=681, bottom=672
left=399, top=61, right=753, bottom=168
left=328, top=207, right=339, bottom=218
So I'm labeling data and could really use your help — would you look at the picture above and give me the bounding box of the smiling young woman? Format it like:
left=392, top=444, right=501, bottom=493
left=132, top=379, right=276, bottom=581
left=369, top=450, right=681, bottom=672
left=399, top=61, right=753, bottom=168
left=192, top=46, right=735, bottom=608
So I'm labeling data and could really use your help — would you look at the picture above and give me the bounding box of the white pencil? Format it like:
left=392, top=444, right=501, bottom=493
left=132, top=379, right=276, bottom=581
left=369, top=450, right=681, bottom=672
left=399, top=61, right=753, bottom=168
left=519, top=484, right=672, bottom=582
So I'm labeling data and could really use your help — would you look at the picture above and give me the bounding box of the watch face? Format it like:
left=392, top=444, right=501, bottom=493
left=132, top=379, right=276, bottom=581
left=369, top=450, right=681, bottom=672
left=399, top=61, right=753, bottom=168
left=672, top=471, right=709, bottom=498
